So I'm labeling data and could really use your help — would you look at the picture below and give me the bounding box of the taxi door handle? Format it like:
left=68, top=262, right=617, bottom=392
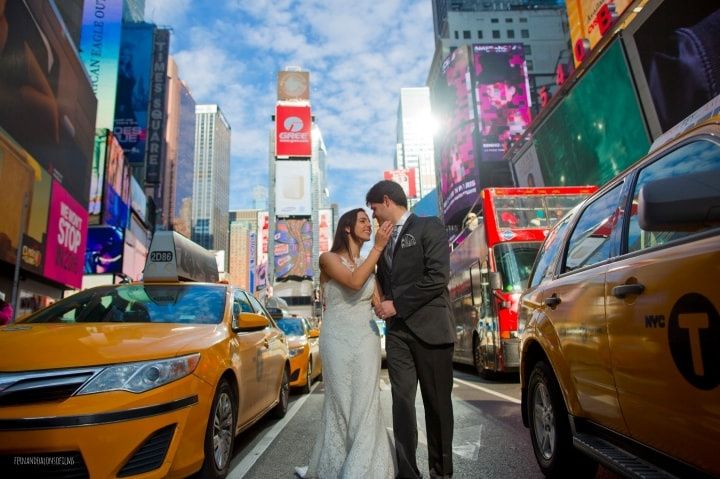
left=544, top=294, right=561, bottom=309
left=612, top=283, right=645, bottom=299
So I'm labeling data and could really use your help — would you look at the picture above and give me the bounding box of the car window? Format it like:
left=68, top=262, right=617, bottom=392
left=248, top=295, right=274, bottom=324
left=564, top=185, right=623, bottom=272
left=528, top=214, right=573, bottom=289
left=626, top=139, right=720, bottom=253
left=233, top=290, right=253, bottom=313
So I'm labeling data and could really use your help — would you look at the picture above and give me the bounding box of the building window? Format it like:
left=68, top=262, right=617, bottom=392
left=477, top=30, right=483, bottom=39
left=463, top=30, right=471, bottom=39
left=491, top=18, right=499, bottom=23
left=521, top=29, right=529, bottom=38
left=507, top=30, right=515, bottom=39
left=454, top=30, right=459, bottom=39
left=527, top=60, right=534, bottom=70
left=505, top=18, right=513, bottom=23
left=520, top=17, right=527, bottom=23
left=492, top=30, right=500, bottom=39
left=524, top=44, right=532, bottom=55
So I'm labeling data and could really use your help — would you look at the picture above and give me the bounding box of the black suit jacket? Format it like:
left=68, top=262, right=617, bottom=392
left=377, top=214, right=454, bottom=345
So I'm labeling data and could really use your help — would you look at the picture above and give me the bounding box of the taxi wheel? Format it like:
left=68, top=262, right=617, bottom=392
left=201, top=379, right=236, bottom=478
left=301, top=361, right=312, bottom=394
left=272, top=367, right=290, bottom=419
left=527, top=361, right=597, bottom=478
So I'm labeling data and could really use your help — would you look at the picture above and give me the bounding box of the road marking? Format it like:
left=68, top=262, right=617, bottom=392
left=453, top=378, right=521, bottom=404
left=227, top=382, right=319, bottom=479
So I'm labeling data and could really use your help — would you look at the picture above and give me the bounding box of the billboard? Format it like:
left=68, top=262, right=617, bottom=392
left=533, top=40, right=650, bottom=187
left=384, top=168, right=417, bottom=198
left=44, top=181, right=89, bottom=288
left=257, top=211, right=269, bottom=266
left=84, top=225, right=124, bottom=274
left=80, top=0, right=123, bottom=130
left=275, top=160, right=312, bottom=216
left=248, top=231, right=256, bottom=293
left=274, top=219, right=313, bottom=280
left=130, top=176, right=147, bottom=221
left=318, top=209, right=333, bottom=254
left=0, top=130, right=36, bottom=267
left=103, top=134, right=130, bottom=229
left=277, top=71, right=310, bottom=101
left=511, top=142, right=545, bottom=187
left=472, top=44, right=532, bottom=162
left=275, top=105, right=312, bottom=157
left=0, top=0, right=97, bottom=206
left=145, top=28, right=170, bottom=184
left=89, top=130, right=108, bottom=222
left=566, top=0, right=633, bottom=65
left=114, top=22, right=155, bottom=164
left=122, top=215, right=149, bottom=281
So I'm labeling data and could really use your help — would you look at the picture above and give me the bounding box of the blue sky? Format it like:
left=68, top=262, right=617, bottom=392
left=144, top=0, right=435, bottom=216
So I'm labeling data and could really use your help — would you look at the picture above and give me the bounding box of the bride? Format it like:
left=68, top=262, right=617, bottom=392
left=296, top=208, right=395, bottom=478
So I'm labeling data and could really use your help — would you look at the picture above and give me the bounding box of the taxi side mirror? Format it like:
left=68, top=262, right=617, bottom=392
left=233, top=313, right=269, bottom=333
left=308, top=328, right=320, bottom=339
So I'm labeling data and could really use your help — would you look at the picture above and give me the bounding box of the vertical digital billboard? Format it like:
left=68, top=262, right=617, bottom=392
left=275, top=160, right=312, bottom=216
left=80, top=0, right=123, bottom=130
left=85, top=225, right=124, bottom=274
left=89, top=131, right=108, bottom=222
left=274, top=219, right=313, bottom=280
left=318, top=209, right=333, bottom=254
left=114, top=22, right=155, bottom=164
left=384, top=168, right=417, bottom=198
left=44, top=181, right=89, bottom=288
left=103, top=135, right=130, bottom=229
left=0, top=0, right=97, bottom=206
left=145, top=28, right=170, bottom=184
left=248, top=231, right=256, bottom=293
left=275, top=105, right=312, bottom=157
left=472, top=44, right=532, bottom=162
left=533, top=40, right=650, bottom=187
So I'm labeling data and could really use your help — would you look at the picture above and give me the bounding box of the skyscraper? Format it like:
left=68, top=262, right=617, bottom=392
left=228, top=210, right=259, bottom=290
left=192, top=105, right=230, bottom=261
left=396, top=87, right=436, bottom=202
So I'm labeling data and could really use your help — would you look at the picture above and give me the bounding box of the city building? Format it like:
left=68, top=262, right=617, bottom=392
left=123, top=0, right=145, bottom=23
left=396, top=87, right=436, bottom=203
left=228, top=210, right=259, bottom=290
left=192, top=105, right=231, bottom=265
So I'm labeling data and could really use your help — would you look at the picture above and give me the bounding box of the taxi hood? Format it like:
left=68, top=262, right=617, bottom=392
left=0, top=323, right=227, bottom=371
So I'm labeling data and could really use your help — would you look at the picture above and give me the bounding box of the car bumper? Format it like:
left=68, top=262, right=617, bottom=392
left=0, top=374, right=214, bottom=478
left=288, top=349, right=309, bottom=387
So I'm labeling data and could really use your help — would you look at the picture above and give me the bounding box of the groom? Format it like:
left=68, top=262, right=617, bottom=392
left=367, top=180, right=454, bottom=479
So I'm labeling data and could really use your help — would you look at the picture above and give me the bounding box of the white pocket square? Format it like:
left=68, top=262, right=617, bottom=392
left=400, top=234, right=416, bottom=248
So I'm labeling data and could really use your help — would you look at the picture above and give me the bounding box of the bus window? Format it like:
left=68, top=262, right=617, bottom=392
left=492, top=243, right=541, bottom=293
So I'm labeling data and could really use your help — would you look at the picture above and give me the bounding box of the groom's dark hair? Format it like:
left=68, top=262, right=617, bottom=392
left=365, top=180, right=408, bottom=208
left=330, top=208, right=366, bottom=254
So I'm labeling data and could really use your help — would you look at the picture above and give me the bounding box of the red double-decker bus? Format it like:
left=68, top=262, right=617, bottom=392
left=449, top=186, right=597, bottom=377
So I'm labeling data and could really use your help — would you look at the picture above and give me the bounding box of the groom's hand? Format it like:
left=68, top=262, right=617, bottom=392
left=374, top=300, right=396, bottom=320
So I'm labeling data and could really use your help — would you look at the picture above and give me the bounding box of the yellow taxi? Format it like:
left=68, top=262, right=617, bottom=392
left=519, top=110, right=720, bottom=478
left=275, top=316, right=322, bottom=393
left=0, top=231, right=290, bottom=478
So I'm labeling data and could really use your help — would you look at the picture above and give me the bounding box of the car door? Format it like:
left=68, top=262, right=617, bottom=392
left=547, top=184, right=628, bottom=433
left=606, top=138, right=720, bottom=470
left=247, top=294, right=285, bottom=405
left=231, top=290, right=267, bottom=423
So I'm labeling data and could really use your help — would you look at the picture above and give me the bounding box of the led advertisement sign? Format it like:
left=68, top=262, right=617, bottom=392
left=89, top=131, right=108, bottom=222
left=80, top=0, right=123, bottom=130
left=274, top=219, right=313, bottom=281
left=384, top=168, right=417, bottom=198
left=275, top=105, right=312, bottom=157
left=0, top=0, right=97, bottom=206
left=275, top=160, right=312, bottom=216
left=103, top=135, right=130, bottom=229
left=85, top=225, right=124, bottom=274
left=114, top=22, right=155, bottom=164
left=318, top=209, right=333, bottom=254
left=145, top=28, right=170, bottom=184
left=472, top=44, right=532, bottom=162
left=257, top=211, right=269, bottom=266
left=44, top=181, right=89, bottom=288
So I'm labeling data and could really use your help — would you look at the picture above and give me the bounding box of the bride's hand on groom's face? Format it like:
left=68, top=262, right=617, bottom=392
left=374, top=221, right=393, bottom=250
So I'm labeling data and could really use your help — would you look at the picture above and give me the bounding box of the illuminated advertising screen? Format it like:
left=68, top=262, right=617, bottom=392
left=248, top=231, right=256, bottom=293
left=0, top=130, right=36, bottom=266
left=511, top=143, right=545, bottom=187
left=257, top=211, right=269, bottom=266
left=122, top=215, right=149, bottom=280
left=533, top=40, right=650, bottom=187
left=275, top=160, right=312, bottom=216
left=85, top=225, right=124, bottom=275
left=275, top=105, right=312, bottom=157
left=274, top=219, right=313, bottom=280
left=103, top=135, right=130, bottom=229
left=566, top=0, right=633, bottom=65
left=384, top=168, right=417, bottom=198
left=0, top=0, right=97, bottom=206
left=89, top=131, right=108, bottom=222
left=130, top=176, right=147, bottom=220
left=145, top=28, right=170, bottom=184
left=255, top=262, right=267, bottom=291
left=433, top=45, right=479, bottom=226
left=44, top=181, right=89, bottom=288
left=318, top=209, right=333, bottom=254
left=472, top=44, right=532, bottom=162
left=277, top=71, right=310, bottom=101
left=80, top=0, right=123, bottom=130
left=114, top=22, right=155, bottom=164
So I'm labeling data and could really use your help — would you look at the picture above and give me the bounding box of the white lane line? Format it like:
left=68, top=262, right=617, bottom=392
left=453, top=377, right=521, bottom=404
left=227, top=382, right=319, bottom=479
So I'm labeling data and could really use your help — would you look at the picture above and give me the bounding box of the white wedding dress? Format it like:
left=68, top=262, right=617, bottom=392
left=300, top=256, right=395, bottom=479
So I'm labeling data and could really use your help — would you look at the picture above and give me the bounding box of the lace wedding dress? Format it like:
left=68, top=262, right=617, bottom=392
left=299, top=256, right=395, bottom=479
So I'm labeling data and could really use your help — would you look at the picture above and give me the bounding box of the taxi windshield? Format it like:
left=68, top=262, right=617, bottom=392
left=493, top=242, right=541, bottom=293
left=276, top=318, right=305, bottom=337
left=24, top=284, right=227, bottom=325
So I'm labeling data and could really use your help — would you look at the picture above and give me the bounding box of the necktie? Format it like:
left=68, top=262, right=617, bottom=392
left=385, top=225, right=401, bottom=266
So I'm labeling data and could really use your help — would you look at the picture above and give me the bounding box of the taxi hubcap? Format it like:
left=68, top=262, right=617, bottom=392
left=533, top=382, right=555, bottom=460
left=213, top=392, right=233, bottom=469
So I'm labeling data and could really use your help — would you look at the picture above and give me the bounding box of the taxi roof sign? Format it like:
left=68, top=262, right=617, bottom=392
left=144, top=231, right=219, bottom=283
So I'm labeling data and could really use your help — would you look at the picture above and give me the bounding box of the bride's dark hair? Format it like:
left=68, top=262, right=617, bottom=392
left=330, top=208, right=367, bottom=254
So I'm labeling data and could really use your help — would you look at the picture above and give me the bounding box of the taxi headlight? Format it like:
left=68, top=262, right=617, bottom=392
left=77, top=353, right=201, bottom=395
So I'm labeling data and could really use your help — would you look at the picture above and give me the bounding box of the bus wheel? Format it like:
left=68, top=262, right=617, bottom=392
left=473, top=336, right=494, bottom=379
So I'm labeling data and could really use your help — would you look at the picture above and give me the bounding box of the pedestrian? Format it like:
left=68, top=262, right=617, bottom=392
left=367, top=180, right=455, bottom=479
left=0, top=291, right=14, bottom=325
